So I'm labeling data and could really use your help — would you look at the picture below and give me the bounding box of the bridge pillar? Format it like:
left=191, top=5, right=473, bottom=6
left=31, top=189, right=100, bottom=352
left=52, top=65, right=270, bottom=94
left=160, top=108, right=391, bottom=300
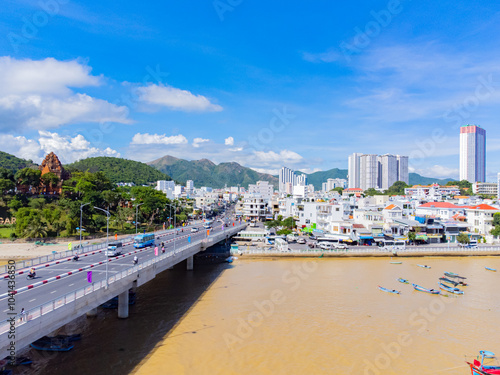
left=187, top=256, right=194, bottom=271
left=86, top=308, right=98, bottom=318
left=117, top=291, right=129, bottom=319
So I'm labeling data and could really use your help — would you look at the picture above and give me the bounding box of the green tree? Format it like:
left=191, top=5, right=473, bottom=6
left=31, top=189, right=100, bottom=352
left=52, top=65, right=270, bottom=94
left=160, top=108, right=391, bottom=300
left=40, top=172, right=60, bottom=191
left=386, top=181, right=410, bottom=195
left=457, top=232, right=470, bottom=244
left=0, top=179, right=15, bottom=195
left=25, top=220, right=48, bottom=238
left=15, top=168, right=41, bottom=193
left=364, top=188, right=382, bottom=196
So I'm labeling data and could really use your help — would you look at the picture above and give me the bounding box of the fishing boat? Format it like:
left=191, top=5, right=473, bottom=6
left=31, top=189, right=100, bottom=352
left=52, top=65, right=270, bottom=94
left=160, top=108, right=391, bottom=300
left=398, top=278, right=409, bottom=284
left=438, top=282, right=464, bottom=295
left=2, top=356, right=32, bottom=366
left=485, top=267, right=497, bottom=272
left=444, top=272, right=467, bottom=279
left=412, top=283, right=440, bottom=294
left=390, top=261, right=402, bottom=264
left=417, top=264, right=431, bottom=269
left=440, top=277, right=468, bottom=286
left=378, top=286, right=400, bottom=294
left=30, top=337, right=74, bottom=352
left=467, top=351, right=500, bottom=374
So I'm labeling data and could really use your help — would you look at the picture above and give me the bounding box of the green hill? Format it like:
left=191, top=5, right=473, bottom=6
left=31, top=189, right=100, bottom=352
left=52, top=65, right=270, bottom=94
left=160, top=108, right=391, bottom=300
left=300, top=168, right=347, bottom=189
left=67, top=157, right=170, bottom=185
left=148, top=155, right=279, bottom=188
left=0, top=151, right=36, bottom=171
left=408, top=173, right=455, bottom=186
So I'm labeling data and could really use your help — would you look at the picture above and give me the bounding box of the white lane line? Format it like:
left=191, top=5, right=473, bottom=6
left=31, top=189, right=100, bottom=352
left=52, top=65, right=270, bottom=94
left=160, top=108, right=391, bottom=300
left=68, top=284, right=74, bottom=287
left=50, top=290, right=57, bottom=294
left=29, top=298, right=36, bottom=302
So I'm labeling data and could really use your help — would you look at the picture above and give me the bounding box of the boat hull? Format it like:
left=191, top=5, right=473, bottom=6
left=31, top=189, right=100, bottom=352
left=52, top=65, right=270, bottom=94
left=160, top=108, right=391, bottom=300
left=468, top=362, right=500, bottom=375
left=412, top=283, right=440, bottom=294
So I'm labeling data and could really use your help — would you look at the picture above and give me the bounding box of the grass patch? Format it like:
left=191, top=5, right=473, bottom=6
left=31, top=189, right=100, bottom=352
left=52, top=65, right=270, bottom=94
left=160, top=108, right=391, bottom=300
left=0, top=227, right=13, bottom=238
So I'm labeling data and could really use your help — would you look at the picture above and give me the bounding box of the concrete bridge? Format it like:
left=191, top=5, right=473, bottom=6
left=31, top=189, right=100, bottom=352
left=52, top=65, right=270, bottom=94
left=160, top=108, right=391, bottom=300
left=0, top=222, right=246, bottom=358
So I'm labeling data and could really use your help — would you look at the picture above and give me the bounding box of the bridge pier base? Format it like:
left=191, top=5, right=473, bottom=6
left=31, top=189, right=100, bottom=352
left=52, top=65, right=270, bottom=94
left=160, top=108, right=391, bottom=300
left=86, top=308, right=98, bottom=318
left=117, top=291, right=129, bottom=319
left=187, top=256, right=194, bottom=271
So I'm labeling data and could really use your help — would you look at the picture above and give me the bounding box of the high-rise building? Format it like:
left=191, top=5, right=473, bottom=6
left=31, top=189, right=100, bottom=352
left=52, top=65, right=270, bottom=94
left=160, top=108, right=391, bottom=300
left=460, top=125, right=486, bottom=183
left=360, top=154, right=379, bottom=191
left=186, top=180, right=194, bottom=193
left=348, top=153, right=362, bottom=189
left=156, top=180, right=175, bottom=191
left=279, top=167, right=295, bottom=192
left=397, top=155, right=409, bottom=184
left=296, top=174, right=307, bottom=186
left=379, top=154, right=398, bottom=190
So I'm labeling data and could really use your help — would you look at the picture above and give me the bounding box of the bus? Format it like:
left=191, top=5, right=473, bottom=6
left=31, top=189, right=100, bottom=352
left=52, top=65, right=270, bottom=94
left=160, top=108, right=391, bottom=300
left=134, top=234, right=155, bottom=249
left=378, top=240, right=406, bottom=252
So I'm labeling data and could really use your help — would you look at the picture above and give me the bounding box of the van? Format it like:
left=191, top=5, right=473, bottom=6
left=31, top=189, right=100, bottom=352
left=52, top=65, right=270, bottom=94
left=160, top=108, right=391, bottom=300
left=106, top=242, right=123, bottom=257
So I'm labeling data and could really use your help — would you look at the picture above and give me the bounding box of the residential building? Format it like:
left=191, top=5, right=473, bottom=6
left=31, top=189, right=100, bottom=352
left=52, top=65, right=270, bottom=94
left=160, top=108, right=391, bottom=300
left=360, top=154, right=379, bottom=190
left=349, top=153, right=409, bottom=190
left=322, top=178, right=347, bottom=192
left=473, top=182, right=498, bottom=197
left=279, top=167, right=295, bottom=192
left=465, top=204, right=498, bottom=235
left=242, top=196, right=269, bottom=221
left=379, top=154, right=398, bottom=190
left=460, top=124, right=486, bottom=183
left=248, top=181, right=274, bottom=201
left=348, top=153, right=362, bottom=189
left=156, top=180, right=175, bottom=192
left=186, top=180, right=194, bottom=193
left=396, top=156, right=409, bottom=184
left=296, top=174, right=307, bottom=187
left=405, top=184, right=461, bottom=198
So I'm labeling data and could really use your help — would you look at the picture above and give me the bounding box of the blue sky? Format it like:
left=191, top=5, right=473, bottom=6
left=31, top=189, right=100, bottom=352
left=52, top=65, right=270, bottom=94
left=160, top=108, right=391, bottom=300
left=1, top=0, right=500, bottom=180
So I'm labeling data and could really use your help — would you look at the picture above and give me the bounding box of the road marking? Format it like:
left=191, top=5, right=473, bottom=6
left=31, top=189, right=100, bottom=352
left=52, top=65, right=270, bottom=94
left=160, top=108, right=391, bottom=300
left=50, top=290, right=57, bottom=294
left=29, top=298, right=36, bottom=302
left=68, top=283, right=74, bottom=287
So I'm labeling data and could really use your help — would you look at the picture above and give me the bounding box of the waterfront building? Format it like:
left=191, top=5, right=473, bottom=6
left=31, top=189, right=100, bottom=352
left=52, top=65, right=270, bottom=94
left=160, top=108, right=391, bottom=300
left=460, top=124, right=486, bottom=183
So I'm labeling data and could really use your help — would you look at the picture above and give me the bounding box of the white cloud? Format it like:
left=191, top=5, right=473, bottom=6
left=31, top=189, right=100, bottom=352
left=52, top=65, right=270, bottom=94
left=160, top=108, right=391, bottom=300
left=192, top=138, right=210, bottom=148
left=131, top=133, right=188, bottom=145
left=136, top=83, right=223, bottom=112
left=224, top=136, right=234, bottom=146
left=252, top=150, right=303, bottom=163
left=0, top=131, right=120, bottom=164
left=409, top=165, right=459, bottom=179
left=0, top=57, right=131, bottom=131
left=229, top=147, right=243, bottom=152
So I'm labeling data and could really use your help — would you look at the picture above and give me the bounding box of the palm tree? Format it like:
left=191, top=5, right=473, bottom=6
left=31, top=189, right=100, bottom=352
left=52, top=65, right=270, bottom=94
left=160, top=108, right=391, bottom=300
left=24, top=220, right=48, bottom=239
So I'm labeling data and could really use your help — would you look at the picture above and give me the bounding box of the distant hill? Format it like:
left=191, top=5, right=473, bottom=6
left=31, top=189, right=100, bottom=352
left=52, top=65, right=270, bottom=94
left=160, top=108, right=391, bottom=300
left=408, top=173, right=455, bottom=186
left=67, top=157, right=170, bottom=185
left=0, top=151, right=36, bottom=171
left=148, top=155, right=279, bottom=188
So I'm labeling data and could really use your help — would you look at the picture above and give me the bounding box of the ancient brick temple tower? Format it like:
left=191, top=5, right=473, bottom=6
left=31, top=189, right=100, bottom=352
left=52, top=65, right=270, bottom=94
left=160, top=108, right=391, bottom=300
left=39, top=152, right=70, bottom=194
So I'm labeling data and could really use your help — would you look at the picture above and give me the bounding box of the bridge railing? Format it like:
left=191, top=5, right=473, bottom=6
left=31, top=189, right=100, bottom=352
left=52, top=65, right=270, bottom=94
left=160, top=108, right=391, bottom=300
left=0, top=224, right=245, bottom=339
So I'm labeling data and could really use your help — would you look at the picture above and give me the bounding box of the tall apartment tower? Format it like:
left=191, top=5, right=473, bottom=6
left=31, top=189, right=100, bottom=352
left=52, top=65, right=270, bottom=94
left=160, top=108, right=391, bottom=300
left=296, top=174, right=307, bottom=186
left=396, top=155, right=409, bottom=184
left=360, top=154, right=379, bottom=191
left=460, top=125, right=486, bottom=183
left=279, top=167, right=295, bottom=192
left=378, top=154, right=398, bottom=190
left=348, top=153, right=363, bottom=188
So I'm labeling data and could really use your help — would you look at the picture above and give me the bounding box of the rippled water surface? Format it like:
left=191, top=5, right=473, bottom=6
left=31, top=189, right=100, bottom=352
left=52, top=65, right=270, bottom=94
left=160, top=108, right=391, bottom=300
left=31, top=256, right=500, bottom=375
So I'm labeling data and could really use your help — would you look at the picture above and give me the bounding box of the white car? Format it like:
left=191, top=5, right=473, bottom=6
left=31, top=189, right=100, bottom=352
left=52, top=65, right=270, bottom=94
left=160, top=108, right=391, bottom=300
left=334, top=243, right=348, bottom=250
left=319, top=242, right=333, bottom=250
left=297, top=238, right=306, bottom=244
left=191, top=227, right=199, bottom=233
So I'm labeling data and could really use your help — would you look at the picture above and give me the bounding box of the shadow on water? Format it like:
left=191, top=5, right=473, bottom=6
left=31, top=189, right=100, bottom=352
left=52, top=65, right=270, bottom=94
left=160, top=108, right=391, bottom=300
left=20, top=255, right=233, bottom=375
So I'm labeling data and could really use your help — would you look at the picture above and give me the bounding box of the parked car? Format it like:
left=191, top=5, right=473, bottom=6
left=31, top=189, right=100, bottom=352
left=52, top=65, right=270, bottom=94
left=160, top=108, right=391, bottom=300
left=319, top=242, right=333, bottom=250
left=334, top=243, right=348, bottom=250
left=191, top=227, right=199, bottom=233
left=309, top=235, right=317, bottom=241
left=297, top=238, right=306, bottom=244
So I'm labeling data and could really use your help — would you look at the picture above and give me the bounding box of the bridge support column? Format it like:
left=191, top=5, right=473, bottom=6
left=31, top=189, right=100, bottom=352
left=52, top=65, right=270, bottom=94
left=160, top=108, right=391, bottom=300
left=117, top=291, right=129, bottom=319
left=187, top=256, right=194, bottom=271
left=86, top=308, right=98, bottom=318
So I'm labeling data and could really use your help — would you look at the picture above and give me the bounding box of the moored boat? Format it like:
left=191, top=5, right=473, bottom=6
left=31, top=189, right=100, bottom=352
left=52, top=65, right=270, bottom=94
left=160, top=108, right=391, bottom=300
left=390, top=261, right=402, bottom=264
left=30, top=337, right=74, bottom=352
left=412, top=283, right=440, bottom=294
left=378, top=286, right=400, bottom=294
left=438, top=282, right=464, bottom=295
left=467, top=351, right=500, bottom=374
left=485, top=267, right=497, bottom=272
left=398, top=278, right=409, bottom=284
left=2, top=356, right=32, bottom=366
left=417, top=264, right=431, bottom=269
left=444, top=272, right=467, bottom=279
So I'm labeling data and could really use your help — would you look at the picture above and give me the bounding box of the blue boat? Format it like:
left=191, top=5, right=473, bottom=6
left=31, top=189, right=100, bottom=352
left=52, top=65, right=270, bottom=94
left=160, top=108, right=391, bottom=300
left=417, top=264, right=431, bottom=269
left=412, top=283, right=440, bottom=294
left=438, top=282, right=464, bottom=295
left=467, top=351, right=500, bottom=374
left=378, top=286, right=401, bottom=294
left=30, top=337, right=74, bottom=352
left=444, top=272, right=467, bottom=279
left=3, top=356, right=32, bottom=366
left=485, top=267, right=497, bottom=272
left=398, top=278, right=409, bottom=284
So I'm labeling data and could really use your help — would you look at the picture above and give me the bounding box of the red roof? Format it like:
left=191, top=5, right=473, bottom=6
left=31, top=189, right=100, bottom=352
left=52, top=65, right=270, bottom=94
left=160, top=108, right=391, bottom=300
left=465, top=204, right=498, bottom=211
left=353, top=224, right=365, bottom=229
left=345, top=188, right=363, bottom=192
left=418, top=202, right=459, bottom=209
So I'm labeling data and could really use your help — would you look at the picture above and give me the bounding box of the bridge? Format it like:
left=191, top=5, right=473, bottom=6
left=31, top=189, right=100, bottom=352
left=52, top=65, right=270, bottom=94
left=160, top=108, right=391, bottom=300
left=0, top=221, right=246, bottom=358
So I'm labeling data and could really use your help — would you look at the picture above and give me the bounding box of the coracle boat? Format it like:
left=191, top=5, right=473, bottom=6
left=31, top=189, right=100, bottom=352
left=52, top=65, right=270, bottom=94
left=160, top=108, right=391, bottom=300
left=467, top=351, right=500, bottom=374
left=412, top=283, right=440, bottom=294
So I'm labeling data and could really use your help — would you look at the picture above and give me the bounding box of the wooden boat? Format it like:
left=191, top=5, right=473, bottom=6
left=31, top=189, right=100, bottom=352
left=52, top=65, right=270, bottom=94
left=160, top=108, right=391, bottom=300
left=467, top=351, right=500, bottom=374
left=444, top=272, right=467, bottom=279
left=53, top=334, right=81, bottom=342
left=398, top=278, right=409, bottom=284
left=2, top=356, right=32, bottom=366
left=417, top=264, right=431, bottom=269
left=30, top=337, right=74, bottom=352
left=390, top=261, right=402, bottom=264
left=485, top=267, right=497, bottom=272
left=378, top=286, right=400, bottom=294
left=439, top=277, right=468, bottom=287
left=412, top=283, right=440, bottom=294
left=439, top=282, right=464, bottom=295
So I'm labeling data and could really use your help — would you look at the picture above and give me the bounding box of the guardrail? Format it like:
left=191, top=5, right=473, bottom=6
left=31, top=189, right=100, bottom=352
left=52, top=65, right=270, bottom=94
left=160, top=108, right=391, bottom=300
left=239, top=246, right=500, bottom=255
left=0, top=224, right=245, bottom=339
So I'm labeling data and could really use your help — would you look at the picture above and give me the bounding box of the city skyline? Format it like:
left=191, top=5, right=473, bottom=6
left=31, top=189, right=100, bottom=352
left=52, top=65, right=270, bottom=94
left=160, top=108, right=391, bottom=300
left=1, top=2, right=500, bottom=180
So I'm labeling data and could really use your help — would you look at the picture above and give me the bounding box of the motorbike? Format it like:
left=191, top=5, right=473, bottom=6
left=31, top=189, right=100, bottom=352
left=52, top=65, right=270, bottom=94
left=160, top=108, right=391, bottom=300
left=26, top=273, right=36, bottom=280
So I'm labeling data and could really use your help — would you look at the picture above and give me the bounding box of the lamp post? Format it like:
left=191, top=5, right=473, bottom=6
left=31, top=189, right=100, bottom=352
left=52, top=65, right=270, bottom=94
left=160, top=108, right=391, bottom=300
left=165, top=202, right=177, bottom=253
left=135, top=203, right=144, bottom=234
left=79, top=203, right=90, bottom=252
left=94, top=206, right=110, bottom=288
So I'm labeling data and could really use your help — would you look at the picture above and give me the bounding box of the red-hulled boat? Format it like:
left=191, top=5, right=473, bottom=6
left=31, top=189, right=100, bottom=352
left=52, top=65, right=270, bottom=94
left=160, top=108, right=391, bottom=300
left=467, top=351, right=500, bottom=374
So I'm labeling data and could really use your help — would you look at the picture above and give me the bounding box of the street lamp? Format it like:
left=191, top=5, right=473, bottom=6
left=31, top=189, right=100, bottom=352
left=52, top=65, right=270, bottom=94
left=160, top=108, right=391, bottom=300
left=165, top=202, right=177, bottom=253
left=135, top=203, right=144, bottom=234
left=79, top=203, right=90, bottom=251
left=94, top=206, right=110, bottom=288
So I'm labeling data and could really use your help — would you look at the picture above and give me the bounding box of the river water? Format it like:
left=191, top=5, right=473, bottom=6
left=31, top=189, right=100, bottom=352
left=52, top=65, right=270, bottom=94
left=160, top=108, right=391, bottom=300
left=22, top=256, right=500, bottom=375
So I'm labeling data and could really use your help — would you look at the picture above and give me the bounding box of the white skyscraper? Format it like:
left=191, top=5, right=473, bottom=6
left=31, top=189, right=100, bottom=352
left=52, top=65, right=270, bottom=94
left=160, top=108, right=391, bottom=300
left=279, top=167, right=295, bottom=192
left=396, top=155, right=409, bottom=184
left=379, top=154, right=398, bottom=190
left=360, top=154, right=379, bottom=191
left=296, top=174, right=307, bottom=186
left=460, top=125, right=486, bottom=183
left=186, top=180, right=194, bottom=193
left=348, top=153, right=362, bottom=189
